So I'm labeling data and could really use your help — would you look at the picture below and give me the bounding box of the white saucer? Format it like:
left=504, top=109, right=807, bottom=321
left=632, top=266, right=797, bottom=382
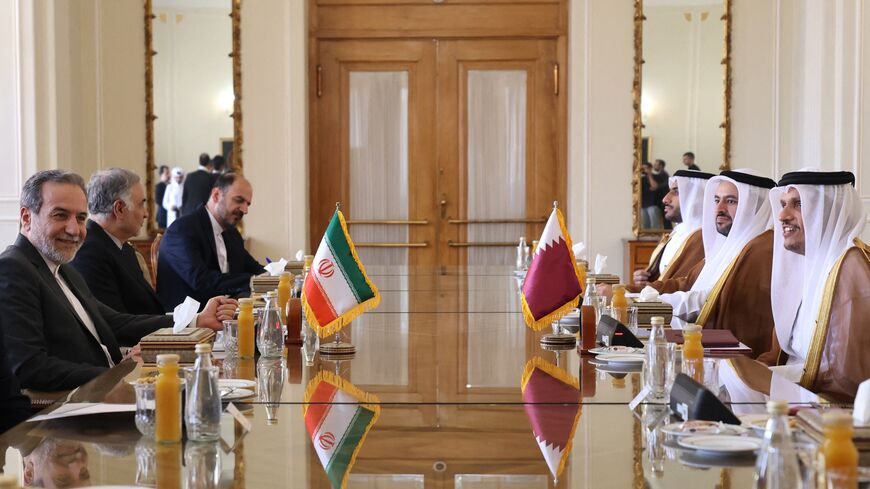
left=221, top=388, right=255, bottom=400
left=220, top=379, right=256, bottom=389
left=661, top=420, right=749, bottom=437
left=678, top=435, right=762, bottom=454
left=596, top=353, right=646, bottom=364
left=589, top=346, right=641, bottom=355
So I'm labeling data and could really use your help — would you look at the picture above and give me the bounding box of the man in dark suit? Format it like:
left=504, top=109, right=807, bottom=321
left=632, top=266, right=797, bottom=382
left=181, top=153, right=216, bottom=216
left=0, top=170, right=235, bottom=392
left=157, top=172, right=265, bottom=311
left=0, top=330, right=31, bottom=433
left=70, top=168, right=166, bottom=315
left=154, top=165, right=169, bottom=228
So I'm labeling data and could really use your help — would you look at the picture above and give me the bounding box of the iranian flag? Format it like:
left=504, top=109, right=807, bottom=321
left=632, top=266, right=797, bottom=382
left=302, top=210, right=380, bottom=337
left=520, top=206, right=583, bottom=330
left=521, top=357, right=582, bottom=482
left=303, top=371, right=381, bottom=489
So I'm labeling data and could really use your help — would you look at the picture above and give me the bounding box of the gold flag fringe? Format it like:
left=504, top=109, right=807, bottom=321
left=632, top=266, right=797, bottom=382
left=519, top=356, right=582, bottom=480
left=301, top=209, right=382, bottom=339
left=520, top=207, right=585, bottom=331
left=302, top=371, right=382, bottom=489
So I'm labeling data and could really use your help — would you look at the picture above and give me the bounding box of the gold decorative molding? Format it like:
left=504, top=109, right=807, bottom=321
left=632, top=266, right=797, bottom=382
left=231, top=0, right=243, bottom=174
left=721, top=0, right=733, bottom=172
left=632, top=0, right=732, bottom=238
left=144, top=0, right=156, bottom=236
left=143, top=0, right=243, bottom=236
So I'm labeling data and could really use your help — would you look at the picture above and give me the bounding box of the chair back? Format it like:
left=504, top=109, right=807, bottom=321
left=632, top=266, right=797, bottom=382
left=150, top=233, right=163, bottom=284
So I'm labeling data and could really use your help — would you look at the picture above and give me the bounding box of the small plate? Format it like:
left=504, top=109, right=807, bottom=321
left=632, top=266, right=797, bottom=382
left=220, top=379, right=256, bottom=389
left=591, top=362, right=643, bottom=374
left=589, top=346, right=640, bottom=355
left=739, top=414, right=797, bottom=433
left=221, top=388, right=255, bottom=400
left=678, top=435, right=762, bottom=454
left=661, top=420, right=749, bottom=437
left=596, top=353, right=646, bottom=364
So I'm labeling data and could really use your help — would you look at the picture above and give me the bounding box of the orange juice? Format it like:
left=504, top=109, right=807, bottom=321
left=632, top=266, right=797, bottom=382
left=580, top=278, right=597, bottom=351
left=822, top=411, right=858, bottom=487
left=611, top=284, right=628, bottom=324
left=237, top=298, right=255, bottom=359
left=156, top=443, right=182, bottom=488
left=277, top=272, right=292, bottom=322
left=238, top=358, right=256, bottom=381
left=155, top=354, right=181, bottom=443
left=682, top=324, right=704, bottom=384
left=577, top=263, right=587, bottom=295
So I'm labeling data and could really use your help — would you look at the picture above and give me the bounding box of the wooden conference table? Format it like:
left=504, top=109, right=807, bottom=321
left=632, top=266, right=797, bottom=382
left=0, top=266, right=853, bottom=488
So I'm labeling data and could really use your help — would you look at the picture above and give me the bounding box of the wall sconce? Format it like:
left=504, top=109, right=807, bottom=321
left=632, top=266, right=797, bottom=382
left=218, top=87, right=235, bottom=115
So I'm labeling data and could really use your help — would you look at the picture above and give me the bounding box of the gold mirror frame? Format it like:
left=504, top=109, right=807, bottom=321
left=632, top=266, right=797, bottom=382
left=631, top=0, right=732, bottom=237
left=143, top=0, right=243, bottom=237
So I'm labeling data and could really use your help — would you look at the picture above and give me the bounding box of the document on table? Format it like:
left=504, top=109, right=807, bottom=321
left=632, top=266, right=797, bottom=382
left=28, top=402, right=136, bottom=422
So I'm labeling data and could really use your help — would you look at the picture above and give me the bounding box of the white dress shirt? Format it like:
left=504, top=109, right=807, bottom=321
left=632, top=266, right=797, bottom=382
left=207, top=210, right=229, bottom=273
left=40, top=253, right=115, bottom=367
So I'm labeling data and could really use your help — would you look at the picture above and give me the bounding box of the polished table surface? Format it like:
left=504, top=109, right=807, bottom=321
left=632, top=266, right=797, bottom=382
left=0, top=266, right=857, bottom=488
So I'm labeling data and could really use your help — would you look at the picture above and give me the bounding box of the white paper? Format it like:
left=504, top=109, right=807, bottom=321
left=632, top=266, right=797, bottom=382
left=853, top=379, right=870, bottom=426
left=226, top=402, right=252, bottom=433
left=264, top=258, right=289, bottom=276
left=28, top=403, right=136, bottom=422
left=172, top=296, right=200, bottom=334
left=639, top=285, right=660, bottom=302
left=594, top=254, right=607, bottom=274
left=295, top=249, right=305, bottom=262
left=572, top=242, right=587, bottom=260
left=628, top=385, right=652, bottom=410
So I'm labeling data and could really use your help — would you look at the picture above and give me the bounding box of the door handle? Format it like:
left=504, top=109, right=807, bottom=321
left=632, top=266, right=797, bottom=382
left=440, top=199, right=447, bottom=219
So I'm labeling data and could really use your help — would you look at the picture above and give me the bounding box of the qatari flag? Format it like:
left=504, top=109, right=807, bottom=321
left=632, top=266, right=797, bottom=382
left=521, top=206, right=583, bottom=330
left=521, top=357, right=582, bottom=481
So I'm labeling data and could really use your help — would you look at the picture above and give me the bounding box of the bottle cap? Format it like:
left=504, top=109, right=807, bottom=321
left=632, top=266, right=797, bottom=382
left=279, top=271, right=291, bottom=278
left=266, top=290, right=277, bottom=297
left=650, top=316, right=664, bottom=325
left=766, top=400, right=788, bottom=415
left=683, top=323, right=702, bottom=333
left=614, top=283, right=625, bottom=290
left=156, top=354, right=180, bottom=366
left=586, top=277, right=596, bottom=285
left=239, top=298, right=254, bottom=305
left=195, top=343, right=212, bottom=354
left=822, top=410, right=853, bottom=428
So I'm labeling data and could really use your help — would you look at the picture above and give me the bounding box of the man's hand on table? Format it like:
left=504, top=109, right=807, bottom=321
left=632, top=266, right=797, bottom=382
left=633, top=269, right=650, bottom=288
left=596, top=284, right=613, bottom=300
left=199, top=296, right=239, bottom=331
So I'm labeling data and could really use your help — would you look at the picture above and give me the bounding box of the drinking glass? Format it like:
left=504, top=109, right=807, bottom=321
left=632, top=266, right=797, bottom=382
left=644, top=342, right=677, bottom=401
left=628, top=306, right=639, bottom=334
left=594, top=296, right=608, bottom=325
left=222, top=320, right=239, bottom=357
left=133, top=382, right=156, bottom=437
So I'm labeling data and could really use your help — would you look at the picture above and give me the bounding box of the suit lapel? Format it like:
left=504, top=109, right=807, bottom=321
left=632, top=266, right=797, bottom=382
left=59, top=265, right=122, bottom=363
left=198, top=207, right=220, bottom=268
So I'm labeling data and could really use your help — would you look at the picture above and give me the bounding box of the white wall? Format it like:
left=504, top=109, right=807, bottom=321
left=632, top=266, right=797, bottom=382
left=153, top=6, right=234, bottom=170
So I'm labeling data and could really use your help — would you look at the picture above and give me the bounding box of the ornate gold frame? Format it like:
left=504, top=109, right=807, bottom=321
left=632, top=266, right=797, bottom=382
left=632, top=0, right=732, bottom=237
left=143, top=0, right=243, bottom=236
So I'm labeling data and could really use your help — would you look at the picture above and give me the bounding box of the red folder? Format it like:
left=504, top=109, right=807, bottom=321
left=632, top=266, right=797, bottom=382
left=664, top=329, right=740, bottom=348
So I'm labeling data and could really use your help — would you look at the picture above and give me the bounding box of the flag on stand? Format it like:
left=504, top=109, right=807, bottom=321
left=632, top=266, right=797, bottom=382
left=303, top=371, right=381, bottom=489
left=302, top=210, right=380, bottom=337
left=520, top=206, right=583, bottom=330
left=521, top=357, right=582, bottom=482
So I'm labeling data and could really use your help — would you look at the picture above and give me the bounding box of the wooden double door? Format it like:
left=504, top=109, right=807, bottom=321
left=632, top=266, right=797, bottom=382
left=310, top=38, right=566, bottom=270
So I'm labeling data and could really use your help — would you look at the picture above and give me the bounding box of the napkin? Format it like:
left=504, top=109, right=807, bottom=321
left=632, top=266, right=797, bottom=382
left=572, top=242, right=587, bottom=260
left=172, top=297, right=200, bottom=334
left=639, top=286, right=660, bottom=301
left=593, top=254, right=607, bottom=274
left=295, top=249, right=305, bottom=261
left=854, top=379, right=870, bottom=426
left=264, top=258, right=288, bottom=276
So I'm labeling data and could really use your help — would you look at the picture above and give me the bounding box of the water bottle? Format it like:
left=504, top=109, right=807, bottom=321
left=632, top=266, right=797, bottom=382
left=516, top=236, right=527, bottom=270
left=184, top=344, right=221, bottom=441
left=301, top=313, right=319, bottom=366
left=257, top=292, right=285, bottom=357
left=754, top=400, right=802, bottom=488
left=184, top=440, right=221, bottom=489
left=293, top=273, right=304, bottom=298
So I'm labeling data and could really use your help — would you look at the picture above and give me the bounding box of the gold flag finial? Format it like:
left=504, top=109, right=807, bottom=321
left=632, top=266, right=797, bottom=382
left=335, top=202, right=341, bottom=211
left=553, top=200, right=559, bottom=209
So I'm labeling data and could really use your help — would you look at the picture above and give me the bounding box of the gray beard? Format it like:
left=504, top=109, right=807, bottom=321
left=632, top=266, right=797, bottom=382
left=31, top=231, right=79, bottom=264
